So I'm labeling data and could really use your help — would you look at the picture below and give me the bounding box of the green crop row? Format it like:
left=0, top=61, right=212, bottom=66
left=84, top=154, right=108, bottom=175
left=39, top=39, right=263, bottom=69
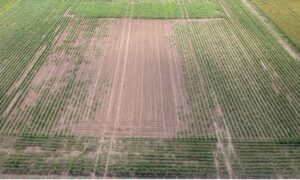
left=253, top=0, right=300, bottom=51
left=74, top=0, right=223, bottom=19
left=0, top=135, right=299, bottom=177
left=174, top=0, right=300, bottom=139
left=0, top=1, right=110, bottom=136
left=0, top=0, right=73, bottom=124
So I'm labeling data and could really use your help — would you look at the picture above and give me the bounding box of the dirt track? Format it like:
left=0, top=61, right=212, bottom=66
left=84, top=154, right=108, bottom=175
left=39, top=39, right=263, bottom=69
left=73, top=19, right=188, bottom=137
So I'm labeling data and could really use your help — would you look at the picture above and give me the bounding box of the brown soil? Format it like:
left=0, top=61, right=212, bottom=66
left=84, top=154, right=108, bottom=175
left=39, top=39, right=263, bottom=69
left=3, top=18, right=187, bottom=137
left=22, top=19, right=78, bottom=108
left=74, top=19, right=186, bottom=138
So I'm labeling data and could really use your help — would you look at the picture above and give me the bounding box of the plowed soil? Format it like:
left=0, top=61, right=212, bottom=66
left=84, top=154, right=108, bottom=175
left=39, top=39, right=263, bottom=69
left=73, top=19, right=188, bottom=137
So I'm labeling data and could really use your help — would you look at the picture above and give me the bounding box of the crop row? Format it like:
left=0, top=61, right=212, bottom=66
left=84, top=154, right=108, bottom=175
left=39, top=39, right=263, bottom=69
left=253, top=0, right=300, bottom=50
left=74, top=0, right=223, bottom=19
left=0, top=0, right=75, bottom=133
left=0, top=1, right=112, bottom=136
left=174, top=0, right=300, bottom=139
left=0, top=134, right=299, bottom=177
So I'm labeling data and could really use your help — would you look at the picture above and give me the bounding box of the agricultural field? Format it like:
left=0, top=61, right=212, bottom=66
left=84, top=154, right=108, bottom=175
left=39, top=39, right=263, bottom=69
left=0, top=0, right=300, bottom=178
left=253, top=0, right=300, bottom=51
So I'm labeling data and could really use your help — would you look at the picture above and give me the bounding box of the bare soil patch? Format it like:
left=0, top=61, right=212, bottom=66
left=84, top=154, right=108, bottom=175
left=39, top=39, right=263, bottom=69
left=3, top=18, right=188, bottom=137
left=74, top=19, right=187, bottom=137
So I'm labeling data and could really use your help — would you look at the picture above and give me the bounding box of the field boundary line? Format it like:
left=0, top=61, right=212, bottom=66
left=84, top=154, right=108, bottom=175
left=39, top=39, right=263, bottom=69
left=242, top=0, right=300, bottom=61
